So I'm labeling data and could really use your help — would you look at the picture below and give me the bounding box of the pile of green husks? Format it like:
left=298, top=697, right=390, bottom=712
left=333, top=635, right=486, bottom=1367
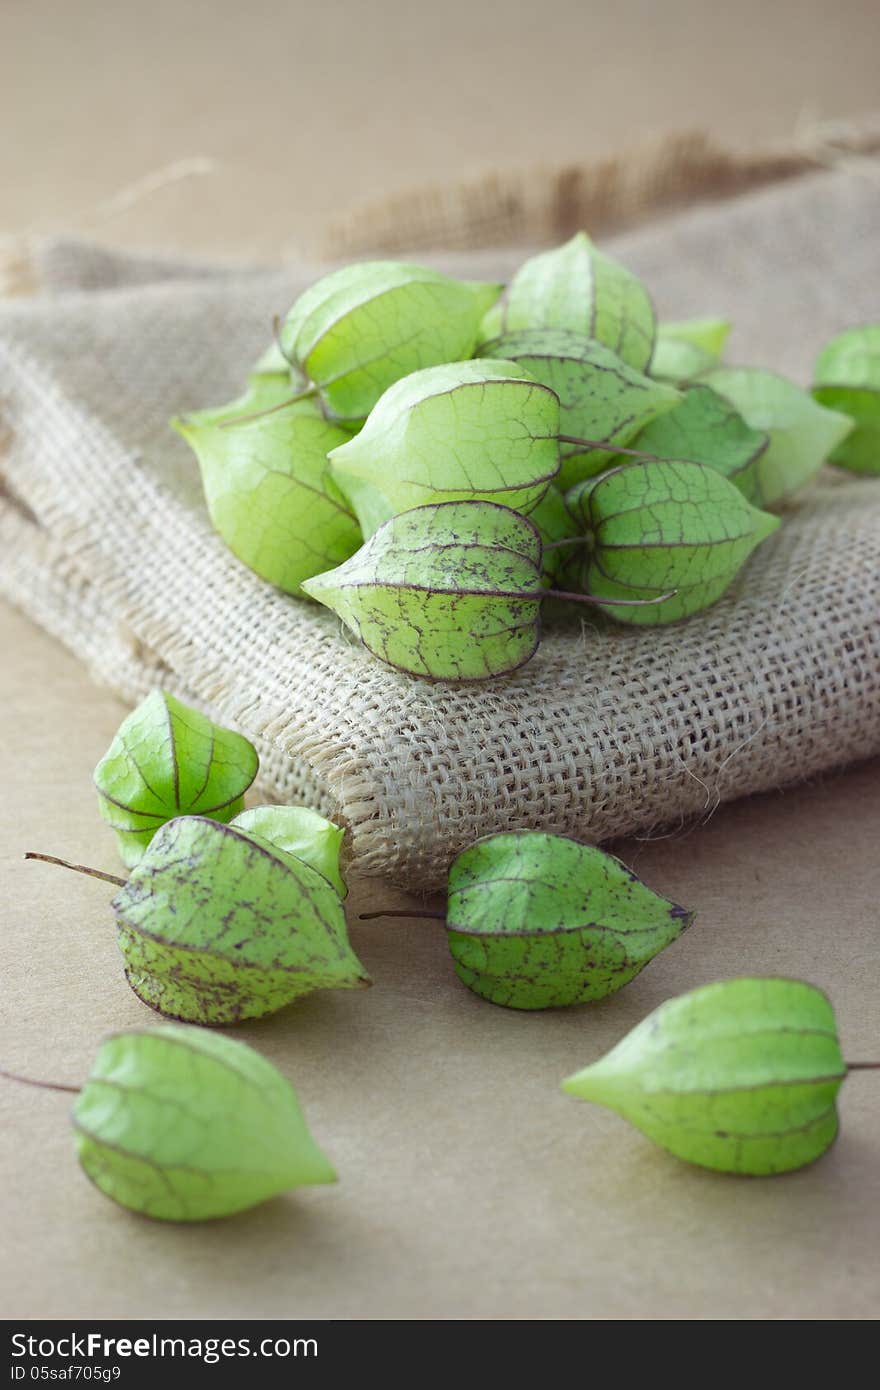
left=173, top=234, right=878, bottom=681
left=8, top=237, right=878, bottom=1221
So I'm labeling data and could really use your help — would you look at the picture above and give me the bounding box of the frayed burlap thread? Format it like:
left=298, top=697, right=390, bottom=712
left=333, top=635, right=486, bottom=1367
left=1, top=167, right=879, bottom=887
left=320, top=120, right=880, bottom=257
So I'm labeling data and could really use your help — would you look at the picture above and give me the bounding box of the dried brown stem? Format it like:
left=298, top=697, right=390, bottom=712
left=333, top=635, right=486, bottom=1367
left=24, top=852, right=126, bottom=888
left=359, top=908, right=446, bottom=922
left=543, top=536, right=590, bottom=551
left=543, top=588, right=677, bottom=607
left=218, top=383, right=319, bottom=428
left=0, top=1067, right=80, bottom=1095
left=558, top=435, right=660, bottom=461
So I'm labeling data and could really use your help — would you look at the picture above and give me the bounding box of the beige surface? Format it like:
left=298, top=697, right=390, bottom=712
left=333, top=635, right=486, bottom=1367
left=1, top=599, right=879, bottom=1321
left=2, top=0, right=880, bottom=1323
left=2, top=0, right=880, bottom=258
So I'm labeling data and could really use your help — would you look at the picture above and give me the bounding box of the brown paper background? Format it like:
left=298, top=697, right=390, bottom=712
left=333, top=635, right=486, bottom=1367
left=3, top=0, right=880, bottom=260
left=2, top=604, right=879, bottom=1321
left=2, top=0, right=880, bottom=1322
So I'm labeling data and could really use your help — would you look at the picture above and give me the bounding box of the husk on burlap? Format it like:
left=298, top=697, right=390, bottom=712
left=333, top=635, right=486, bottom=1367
left=1, top=163, right=879, bottom=887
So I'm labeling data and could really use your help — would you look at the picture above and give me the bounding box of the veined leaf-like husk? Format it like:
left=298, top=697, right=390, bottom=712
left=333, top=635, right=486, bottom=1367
left=302, top=501, right=545, bottom=682
left=280, top=260, right=502, bottom=424
left=562, top=978, right=846, bottom=1175
left=481, top=328, right=680, bottom=487
left=231, top=804, right=348, bottom=898
left=111, top=816, right=369, bottom=1024
left=632, top=383, right=769, bottom=503
left=94, top=690, right=259, bottom=868
left=174, top=400, right=362, bottom=597
left=707, top=366, right=852, bottom=507
left=650, top=317, right=730, bottom=383
left=479, top=232, right=656, bottom=372
left=327, top=359, right=560, bottom=536
left=445, top=831, right=692, bottom=1009
left=566, top=459, right=780, bottom=625
left=73, top=1024, right=336, bottom=1220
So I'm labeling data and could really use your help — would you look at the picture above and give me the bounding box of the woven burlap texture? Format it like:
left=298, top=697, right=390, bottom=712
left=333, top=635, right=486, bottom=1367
left=1, top=167, right=879, bottom=887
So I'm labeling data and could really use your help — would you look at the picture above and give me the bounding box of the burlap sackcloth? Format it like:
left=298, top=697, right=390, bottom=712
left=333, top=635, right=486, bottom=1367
left=1, top=163, right=879, bottom=888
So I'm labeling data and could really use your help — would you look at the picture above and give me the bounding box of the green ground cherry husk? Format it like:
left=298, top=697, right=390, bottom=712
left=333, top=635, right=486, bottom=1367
left=327, top=359, right=560, bottom=535
left=480, top=328, right=680, bottom=487
left=479, top=231, right=656, bottom=372
left=707, top=366, right=852, bottom=506
left=650, top=317, right=730, bottom=382
left=231, top=804, right=348, bottom=898
left=94, top=690, right=259, bottom=868
left=112, top=814, right=368, bottom=1024
left=302, top=501, right=547, bottom=681
left=562, top=978, right=846, bottom=1175
left=279, top=261, right=501, bottom=424
left=173, top=400, right=362, bottom=597
left=632, top=383, right=769, bottom=503
left=445, top=831, right=693, bottom=1009
left=73, top=1025, right=336, bottom=1220
left=812, top=324, right=880, bottom=475
left=566, top=458, right=780, bottom=624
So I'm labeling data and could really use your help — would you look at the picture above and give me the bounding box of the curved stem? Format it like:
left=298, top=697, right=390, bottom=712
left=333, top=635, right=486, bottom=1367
left=558, top=435, right=659, bottom=461
left=272, top=313, right=299, bottom=371
left=543, top=536, right=590, bottom=552
left=359, top=908, right=446, bottom=922
left=24, top=852, right=126, bottom=889
left=0, top=1066, right=80, bottom=1095
left=218, top=383, right=319, bottom=428
left=558, top=434, right=741, bottom=474
left=543, top=587, right=676, bottom=608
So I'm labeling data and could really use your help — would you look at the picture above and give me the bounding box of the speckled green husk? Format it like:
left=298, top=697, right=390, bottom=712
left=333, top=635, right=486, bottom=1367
left=479, top=328, right=679, bottom=487
left=566, top=458, right=780, bottom=624
left=445, top=831, right=693, bottom=1009
left=111, top=816, right=368, bottom=1024
left=302, top=501, right=546, bottom=681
